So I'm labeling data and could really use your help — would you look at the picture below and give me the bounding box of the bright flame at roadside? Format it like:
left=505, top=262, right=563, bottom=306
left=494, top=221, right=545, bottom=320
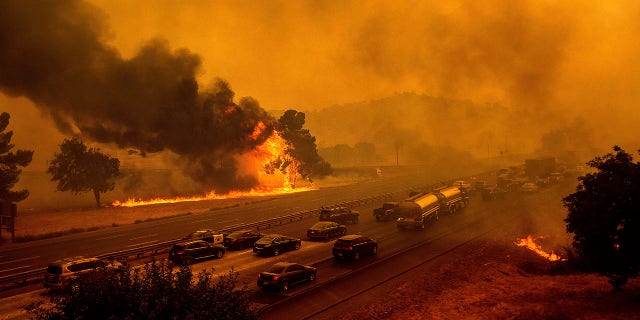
left=113, top=186, right=316, bottom=207
left=515, top=235, right=566, bottom=262
left=113, top=128, right=312, bottom=208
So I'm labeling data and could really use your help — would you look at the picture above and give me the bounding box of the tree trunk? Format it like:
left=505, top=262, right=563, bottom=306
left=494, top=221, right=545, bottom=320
left=93, top=189, right=101, bottom=208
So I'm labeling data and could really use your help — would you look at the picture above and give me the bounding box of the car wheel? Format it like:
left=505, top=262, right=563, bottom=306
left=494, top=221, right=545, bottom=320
left=309, top=272, right=316, bottom=282
left=325, top=233, right=330, bottom=240
left=215, top=249, right=224, bottom=259
left=184, top=256, right=194, bottom=265
left=273, top=248, right=280, bottom=256
left=352, top=216, right=359, bottom=224
left=294, top=242, right=301, bottom=250
left=282, top=281, right=289, bottom=292
left=354, top=252, right=360, bottom=260
left=372, top=246, right=378, bottom=255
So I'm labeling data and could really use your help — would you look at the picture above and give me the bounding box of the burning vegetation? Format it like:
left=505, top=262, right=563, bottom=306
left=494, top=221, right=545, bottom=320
left=516, top=235, right=565, bottom=262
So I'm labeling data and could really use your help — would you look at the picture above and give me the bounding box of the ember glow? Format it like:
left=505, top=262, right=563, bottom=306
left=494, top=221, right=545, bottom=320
left=515, top=235, right=565, bottom=262
left=113, top=130, right=311, bottom=207
left=112, top=186, right=316, bottom=207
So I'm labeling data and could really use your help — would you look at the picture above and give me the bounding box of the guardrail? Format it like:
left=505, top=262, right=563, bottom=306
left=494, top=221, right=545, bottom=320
left=0, top=172, right=492, bottom=292
left=0, top=192, right=395, bottom=291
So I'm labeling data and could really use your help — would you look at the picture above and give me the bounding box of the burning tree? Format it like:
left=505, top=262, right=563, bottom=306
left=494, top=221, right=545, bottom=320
left=47, top=138, right=120, bottom=208
left=563, top=146, right=640, bottom=290
left=0, top=112, right=33, bottom=202
left=264, top=110, right=332, bottom=188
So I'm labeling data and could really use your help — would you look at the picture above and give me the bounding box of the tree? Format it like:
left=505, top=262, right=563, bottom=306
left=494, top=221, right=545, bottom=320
left=0, top=112, right=33, bottom=202
left=563, top=146, right=640, bottom=290
left=265, top=110, right=332, bottom=187
left=25, top=260, right=258, bottom=320
left=47, top=138, right=120, bottom=207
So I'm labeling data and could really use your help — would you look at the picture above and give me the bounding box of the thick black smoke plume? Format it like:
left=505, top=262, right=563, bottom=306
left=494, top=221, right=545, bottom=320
left=0, top=0, right=275, bottom=192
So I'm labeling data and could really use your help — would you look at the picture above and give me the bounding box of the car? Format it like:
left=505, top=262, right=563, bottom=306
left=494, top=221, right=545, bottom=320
left=521, top=182, right=539, bottom=193
left=253, top=234, right=301, bottom=256
left=168, top=239, right=225, bottom=265
left=43, top=256, right=122, bottom=290
left=332, top=235, right=378, bottom=260
left=319, top=206, right=359, bottom=224
left=182, top=229, right=224, bottom=244
left=256, top=262, right=317, bottom=292
left=223, top=230, right=262, bottom=250
left=307, top=221, right=347, bottom=240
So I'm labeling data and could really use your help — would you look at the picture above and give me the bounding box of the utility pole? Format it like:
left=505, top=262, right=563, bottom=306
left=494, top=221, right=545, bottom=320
left=395, top=141, right=399, bottom=167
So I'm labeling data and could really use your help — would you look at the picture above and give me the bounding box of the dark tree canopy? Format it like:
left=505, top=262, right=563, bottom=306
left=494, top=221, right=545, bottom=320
left=563, top=146, right=640, bottom=289
left=25, top=260, right=258, bottom=320
left=47, top=138, right=120, bottom=207
left=265, top=110, right=332, bottom=187
left=0, top=112, right=33, bottom=202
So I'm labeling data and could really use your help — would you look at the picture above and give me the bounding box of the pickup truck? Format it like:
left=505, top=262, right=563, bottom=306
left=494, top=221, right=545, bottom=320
left=373, top=202, right=399, bottom=221
left=182, top=229, right=224, bottom=244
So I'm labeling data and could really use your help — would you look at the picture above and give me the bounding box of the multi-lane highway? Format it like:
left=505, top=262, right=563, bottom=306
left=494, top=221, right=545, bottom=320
left=1, top=166, right=521, bottom=319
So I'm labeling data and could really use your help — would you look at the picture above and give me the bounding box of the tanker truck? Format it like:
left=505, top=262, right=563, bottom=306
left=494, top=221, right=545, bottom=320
left=435, top=186, right=469, bottom=214
left=396, top=192, right=440, bottom=231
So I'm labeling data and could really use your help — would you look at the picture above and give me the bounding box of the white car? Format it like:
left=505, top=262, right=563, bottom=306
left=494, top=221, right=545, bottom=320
left=520, top=182, right=539, bottom=193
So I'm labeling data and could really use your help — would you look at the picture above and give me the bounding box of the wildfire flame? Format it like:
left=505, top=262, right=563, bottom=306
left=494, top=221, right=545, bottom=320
left=515, top=235, right=565, bottom=262
left=113, top=127, right=313, bottom=207
left=112, top=186, right=315, bottom=207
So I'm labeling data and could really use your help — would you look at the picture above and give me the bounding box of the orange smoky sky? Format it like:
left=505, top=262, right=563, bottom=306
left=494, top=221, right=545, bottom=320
left=2, top=0, right=640, bottom=169
left=84, top=0, right=640, bottom=112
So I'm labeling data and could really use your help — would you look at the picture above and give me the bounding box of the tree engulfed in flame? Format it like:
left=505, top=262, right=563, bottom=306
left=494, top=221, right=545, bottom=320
left=113, top=129, right=313, bottom=207
left=515, top=235, right=565, bottom=262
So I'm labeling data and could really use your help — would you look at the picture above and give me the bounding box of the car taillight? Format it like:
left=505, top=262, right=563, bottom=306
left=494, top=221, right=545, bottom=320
left=348, top=246, right=353, bottom=250
left=273, top=275, right=279, bottom=281
left=176, top=251, right=184, bottom=255
left=264, top=244, right=271, bottom=247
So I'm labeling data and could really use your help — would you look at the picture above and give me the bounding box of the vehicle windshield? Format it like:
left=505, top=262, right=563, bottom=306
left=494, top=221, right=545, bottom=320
left=311, top=222, right=330, bottom=229
left=185, top=231, right=207, bottom=238
left=334, top=239, right=353, bottom=247
left=256, top=236, right=276, bottom=244
left=266, top=265, right=287, bottom=274
left=47, top=265, right=62, bottom=274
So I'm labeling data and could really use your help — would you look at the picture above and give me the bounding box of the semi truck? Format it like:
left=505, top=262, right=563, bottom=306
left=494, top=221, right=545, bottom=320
left=396, top=186, right=468, bottom=230
left=396, top=192, right=440, bottom=231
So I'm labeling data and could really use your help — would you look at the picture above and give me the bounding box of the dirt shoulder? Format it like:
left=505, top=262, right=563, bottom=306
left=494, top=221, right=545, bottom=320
left=326, top=228, right=640, bottom=319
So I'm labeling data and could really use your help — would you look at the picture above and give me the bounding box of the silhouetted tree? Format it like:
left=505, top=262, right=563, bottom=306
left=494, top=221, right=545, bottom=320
left=47, top=138, right=120, bottom=207
left=563, top=146, right=640, bottom=290
left=265, top=110, right=332, bottom=187
left=25, top=260, right=258, bottom=320
left=0, top=112, right=33, bottom=202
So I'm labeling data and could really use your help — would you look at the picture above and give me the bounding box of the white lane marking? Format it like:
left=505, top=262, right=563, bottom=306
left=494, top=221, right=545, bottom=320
left=129, top=234, right=158, bottom=241
left=95, top=234, right=126, bottom=241
left=0, top=265, right=32, bottom=273
left=127, top=240, right=158, bottom=248
left=0, top=256, right=39, bottom=265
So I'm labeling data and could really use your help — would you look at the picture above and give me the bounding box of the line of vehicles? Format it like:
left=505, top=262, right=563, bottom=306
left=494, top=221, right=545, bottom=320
left=42, top=205, right=374, bottom=293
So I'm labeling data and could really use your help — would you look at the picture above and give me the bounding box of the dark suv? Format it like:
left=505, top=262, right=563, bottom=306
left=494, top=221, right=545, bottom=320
left=168, top=240, right=225, bottom=265
left=332, top=235, right=378, bottom=260
left=223, top=230, right=262, bottom=250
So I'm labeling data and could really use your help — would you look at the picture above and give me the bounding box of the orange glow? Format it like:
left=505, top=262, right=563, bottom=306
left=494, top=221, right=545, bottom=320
left=113, top=186, right=315, bottom=207
left=113, top=130, right=309, bottom=207
left=250, top=121, right=267, bottom=140
left=515, top=235, right=565, bottom=262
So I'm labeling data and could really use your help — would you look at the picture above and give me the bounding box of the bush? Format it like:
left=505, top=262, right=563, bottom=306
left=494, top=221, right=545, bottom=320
left=25, top=260, right=258, bottom=320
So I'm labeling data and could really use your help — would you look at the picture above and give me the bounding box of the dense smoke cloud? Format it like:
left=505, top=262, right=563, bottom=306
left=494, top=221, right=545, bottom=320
left=0, top=0, right=274, bottom=192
